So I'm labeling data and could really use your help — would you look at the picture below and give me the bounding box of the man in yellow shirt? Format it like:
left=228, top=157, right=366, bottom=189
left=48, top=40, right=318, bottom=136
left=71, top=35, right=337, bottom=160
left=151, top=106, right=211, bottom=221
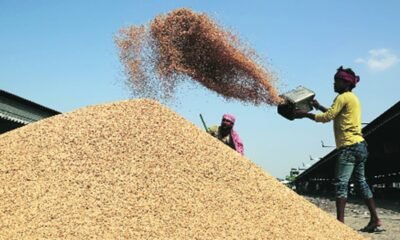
left=295, top=66, right=381, bottom=232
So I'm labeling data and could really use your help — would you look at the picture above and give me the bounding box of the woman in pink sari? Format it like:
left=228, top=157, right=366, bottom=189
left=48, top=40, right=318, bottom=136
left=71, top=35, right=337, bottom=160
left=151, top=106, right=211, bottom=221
left=208, top=114, right=244, bottom=155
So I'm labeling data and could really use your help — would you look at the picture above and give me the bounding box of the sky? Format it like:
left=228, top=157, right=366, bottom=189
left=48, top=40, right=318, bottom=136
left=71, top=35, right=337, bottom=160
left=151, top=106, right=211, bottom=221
left=1, top=1, right=399, bottom=179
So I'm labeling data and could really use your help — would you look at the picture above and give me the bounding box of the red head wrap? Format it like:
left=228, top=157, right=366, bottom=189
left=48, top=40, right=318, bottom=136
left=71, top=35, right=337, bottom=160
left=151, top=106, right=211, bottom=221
left=334, top=69, right=360, bottom=86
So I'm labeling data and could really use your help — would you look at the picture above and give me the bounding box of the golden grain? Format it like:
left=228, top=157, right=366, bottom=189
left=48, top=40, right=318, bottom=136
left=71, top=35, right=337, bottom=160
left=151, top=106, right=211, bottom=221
left=0, top=99, right=366, bottom=239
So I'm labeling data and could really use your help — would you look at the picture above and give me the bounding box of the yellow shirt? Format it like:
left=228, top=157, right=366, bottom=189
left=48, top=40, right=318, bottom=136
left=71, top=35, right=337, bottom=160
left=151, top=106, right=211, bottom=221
left=315, top=92, right=364, bottom=148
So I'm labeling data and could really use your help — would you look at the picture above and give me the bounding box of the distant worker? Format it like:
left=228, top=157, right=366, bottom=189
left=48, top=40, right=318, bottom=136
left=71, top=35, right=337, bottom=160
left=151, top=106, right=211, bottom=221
left=294, top=66, right=381, bottom=232
left=208, top=114, right=244, bottom=155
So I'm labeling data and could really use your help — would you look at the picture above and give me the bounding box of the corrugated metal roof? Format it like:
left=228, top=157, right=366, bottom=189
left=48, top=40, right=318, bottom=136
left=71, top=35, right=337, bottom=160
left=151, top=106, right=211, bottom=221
left=0, top=112, right=30, bottom=125
left=0, top=89, right=61, bottom=134
left=363, top=101, right=400, bottom=137
left=0, top=101, right=47, bottom=121
left=0, top=89, right=60, bottom=115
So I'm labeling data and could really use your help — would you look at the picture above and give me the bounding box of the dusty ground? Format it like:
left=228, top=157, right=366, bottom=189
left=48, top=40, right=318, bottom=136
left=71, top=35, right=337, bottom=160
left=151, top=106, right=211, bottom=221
left=304, top=196, right=400, bottom=240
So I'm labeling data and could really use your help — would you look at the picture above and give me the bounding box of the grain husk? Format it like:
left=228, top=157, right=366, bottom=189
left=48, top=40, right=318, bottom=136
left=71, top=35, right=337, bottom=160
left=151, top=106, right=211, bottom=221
left=115, top=8, right=282, bottom=105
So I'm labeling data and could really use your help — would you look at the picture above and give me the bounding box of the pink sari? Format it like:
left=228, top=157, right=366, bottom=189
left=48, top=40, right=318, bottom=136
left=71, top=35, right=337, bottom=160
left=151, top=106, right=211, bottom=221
left=231, top=130, right=244, bottom=155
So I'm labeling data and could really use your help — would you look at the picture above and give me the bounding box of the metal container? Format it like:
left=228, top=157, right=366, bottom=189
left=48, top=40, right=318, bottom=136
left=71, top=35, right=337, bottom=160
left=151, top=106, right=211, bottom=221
left=277, top=86, right=315, bottom=120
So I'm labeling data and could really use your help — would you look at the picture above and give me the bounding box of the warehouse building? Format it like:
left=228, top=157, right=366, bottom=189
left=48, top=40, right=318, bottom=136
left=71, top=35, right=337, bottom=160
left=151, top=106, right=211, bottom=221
left=293, top=101, right=400, bottom=199
left=0, top=89, right=60, bottom=134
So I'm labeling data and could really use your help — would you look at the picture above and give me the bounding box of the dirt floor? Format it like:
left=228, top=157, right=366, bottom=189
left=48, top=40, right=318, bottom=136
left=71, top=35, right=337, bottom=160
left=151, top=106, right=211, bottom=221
left=304, top=196, right=400, bottom=240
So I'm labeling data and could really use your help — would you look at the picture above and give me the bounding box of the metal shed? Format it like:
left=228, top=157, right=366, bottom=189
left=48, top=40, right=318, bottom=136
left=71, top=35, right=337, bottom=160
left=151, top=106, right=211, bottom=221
left=0, top=89, right=60, bottom=134
left=293, top=101, right=400, bottom=198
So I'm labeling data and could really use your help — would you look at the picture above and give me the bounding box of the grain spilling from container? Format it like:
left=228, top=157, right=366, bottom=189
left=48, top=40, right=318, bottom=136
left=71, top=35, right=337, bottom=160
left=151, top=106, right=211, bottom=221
left=115, top=8, right=282, bottom=105
left=0, top=99, right=365, bottom=239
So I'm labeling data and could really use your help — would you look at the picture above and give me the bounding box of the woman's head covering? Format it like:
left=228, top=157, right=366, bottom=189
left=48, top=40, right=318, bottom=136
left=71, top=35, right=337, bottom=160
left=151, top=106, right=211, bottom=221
left=222, top=114, right=235, bottom=124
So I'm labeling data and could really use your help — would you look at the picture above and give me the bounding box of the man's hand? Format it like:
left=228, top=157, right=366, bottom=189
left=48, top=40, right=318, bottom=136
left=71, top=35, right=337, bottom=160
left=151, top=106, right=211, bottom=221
left=311, top=99, right=320, bottom=109
left=293, top=109, right=315, bottom=120
left=293, top=109, right=309, bottom=119
left=311, top=99, right=327, bottom=112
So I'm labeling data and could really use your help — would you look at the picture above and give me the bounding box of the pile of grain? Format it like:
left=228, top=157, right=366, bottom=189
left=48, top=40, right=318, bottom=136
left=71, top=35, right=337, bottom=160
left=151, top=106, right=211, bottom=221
left=115, top=8, right=282, bottom=105
left=0, top=99, right=365, bottom=239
